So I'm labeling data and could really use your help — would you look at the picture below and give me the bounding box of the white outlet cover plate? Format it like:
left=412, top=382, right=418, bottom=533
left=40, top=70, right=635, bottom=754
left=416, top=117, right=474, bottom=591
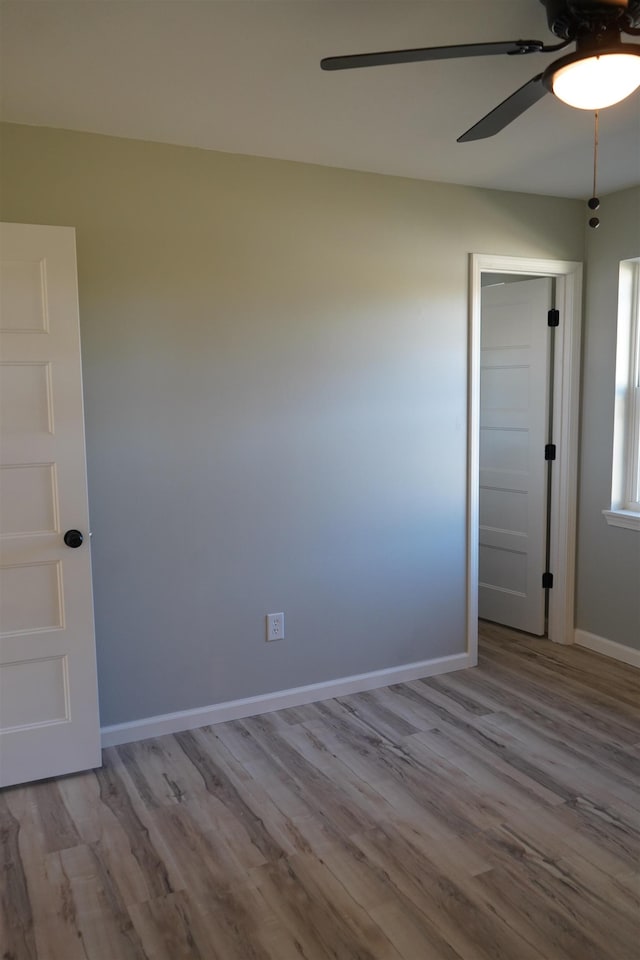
left=266, top=612, right=285, bottom=641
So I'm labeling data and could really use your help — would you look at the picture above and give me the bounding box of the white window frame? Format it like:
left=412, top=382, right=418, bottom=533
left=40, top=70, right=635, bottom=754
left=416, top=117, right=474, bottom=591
left=604, top=257, right=640, bottom=531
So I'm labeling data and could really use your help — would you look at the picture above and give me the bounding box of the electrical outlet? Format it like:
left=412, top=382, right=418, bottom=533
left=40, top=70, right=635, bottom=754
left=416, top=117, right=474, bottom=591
left=266, top=612, right=285, bottom=642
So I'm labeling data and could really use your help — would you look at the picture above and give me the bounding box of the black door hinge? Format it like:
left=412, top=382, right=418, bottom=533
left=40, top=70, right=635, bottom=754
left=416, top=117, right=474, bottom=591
left=548, top=308, right=560, bottom=327
left=545, top=443, right=556, bottom=461
left=542, top=572, right=554, bottom=589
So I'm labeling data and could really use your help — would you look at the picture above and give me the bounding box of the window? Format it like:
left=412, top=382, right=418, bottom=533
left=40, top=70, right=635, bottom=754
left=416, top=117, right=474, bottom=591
left=604, top=257, right=640, bottom=529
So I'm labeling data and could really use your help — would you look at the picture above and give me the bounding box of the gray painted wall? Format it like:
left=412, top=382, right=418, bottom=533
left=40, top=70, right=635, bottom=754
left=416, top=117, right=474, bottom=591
left=575, top=186, right=640, bottom=650
left=0, top=123, right=584, bottom=725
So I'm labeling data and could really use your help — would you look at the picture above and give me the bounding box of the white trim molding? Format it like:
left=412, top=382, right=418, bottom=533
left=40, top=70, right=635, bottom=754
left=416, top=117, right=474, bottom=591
left=101, top=650, right=474, bottom=748
left=468, top=254, right=583, bottom=656
left=574, top=629, right=640, bottom=668
left=610, top=258, right=640, bottom=517
left=602, top=508, right=640, bottom=531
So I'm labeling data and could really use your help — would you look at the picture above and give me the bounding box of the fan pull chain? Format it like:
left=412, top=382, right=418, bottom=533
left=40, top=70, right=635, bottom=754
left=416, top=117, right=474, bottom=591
left=588, top=111, right=600, bottom=229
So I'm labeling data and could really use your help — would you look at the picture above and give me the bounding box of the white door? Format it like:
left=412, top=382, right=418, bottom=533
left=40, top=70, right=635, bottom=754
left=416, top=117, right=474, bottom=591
left=479, top=277, right=553, bottom=635
left=0, top=222, right=101, bottom=786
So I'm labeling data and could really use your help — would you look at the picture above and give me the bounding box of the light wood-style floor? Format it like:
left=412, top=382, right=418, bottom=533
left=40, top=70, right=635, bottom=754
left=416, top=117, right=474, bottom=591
left=2, top=622, right=640, bottom=960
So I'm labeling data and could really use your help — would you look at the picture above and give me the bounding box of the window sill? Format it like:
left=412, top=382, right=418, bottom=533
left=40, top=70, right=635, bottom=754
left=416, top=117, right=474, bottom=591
left=602, top=509, right=640, bottom=531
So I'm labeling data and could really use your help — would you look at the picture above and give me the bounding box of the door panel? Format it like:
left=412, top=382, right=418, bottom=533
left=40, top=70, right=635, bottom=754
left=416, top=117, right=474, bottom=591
left=0, top=222, right=101, bottom=786
left=479, top=277, right=552, bottom=635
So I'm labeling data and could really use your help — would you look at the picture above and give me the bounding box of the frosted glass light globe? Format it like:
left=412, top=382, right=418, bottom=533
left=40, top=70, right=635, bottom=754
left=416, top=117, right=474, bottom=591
left=552, top=53, right=640, bottom=110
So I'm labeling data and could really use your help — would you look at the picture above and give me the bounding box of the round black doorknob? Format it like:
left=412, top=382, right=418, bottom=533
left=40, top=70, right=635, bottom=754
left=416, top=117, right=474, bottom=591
left=64, top=529, right=84, bottom=548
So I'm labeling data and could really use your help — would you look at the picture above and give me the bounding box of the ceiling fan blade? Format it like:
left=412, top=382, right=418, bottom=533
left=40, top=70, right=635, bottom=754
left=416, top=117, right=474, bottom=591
left=457, top=73, right=549, bottom=142
left=320, top=39, right=545, bottom=71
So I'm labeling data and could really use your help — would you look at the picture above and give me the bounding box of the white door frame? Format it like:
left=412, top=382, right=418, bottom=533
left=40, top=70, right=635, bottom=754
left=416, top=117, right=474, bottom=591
left=467, top=254, right=583, bottom=661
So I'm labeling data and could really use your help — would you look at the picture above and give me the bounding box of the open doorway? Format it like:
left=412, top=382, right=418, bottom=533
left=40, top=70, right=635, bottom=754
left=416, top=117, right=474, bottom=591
left=467, top=254, right=583, bottom=663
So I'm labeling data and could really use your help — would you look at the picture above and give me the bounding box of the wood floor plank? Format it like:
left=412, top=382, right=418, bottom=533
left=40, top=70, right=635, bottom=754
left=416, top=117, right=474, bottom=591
left=127, top=892, right=211, bottom=960
left=0, top=791, right=37, bottom=960
left=173, top=727, right=285, bottom=863
left=335, top=689, right=424, bottom=740
left=428, top=669, right=640, bottom=767
left=352, top=824, right=545, bottom=960
left=470, top=863, right=608, bottom=960
left=479, top=827, right=640, bottom=960
left=299, top=707, right=497, bottom=874
left=57, top=844, right=150, bottom=960
left=175, top=726, right=310, bottom=859
left=370, top=898, right=467, bottom=960
left=93, top=759, right=174, bottom=902
left=3, top=622, right=639, bottom=959
left=481, top=626, right=640, bottom=703
left=274, top=714, right=411, bottom=827
left=479, top=710, right=640, bottom=809
left=479, top=637, right=640, bottom=725
left=251, top=851, right=405, bottom=960
left=413, top=724, right=566, bottom=809
left=32, top=852, right=91, bottom=960
left=415, top=725, right=635, bottom=877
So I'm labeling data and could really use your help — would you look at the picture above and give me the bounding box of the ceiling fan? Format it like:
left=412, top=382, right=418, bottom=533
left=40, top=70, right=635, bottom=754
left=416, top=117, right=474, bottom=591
left=320, top=0, right=640, bottom=141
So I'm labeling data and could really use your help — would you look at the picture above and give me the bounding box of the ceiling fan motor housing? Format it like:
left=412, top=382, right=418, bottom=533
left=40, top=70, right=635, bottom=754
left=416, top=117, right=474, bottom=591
left=541, top=0, right=640, bottom=38
left=321, top=0, right=640, bottom=141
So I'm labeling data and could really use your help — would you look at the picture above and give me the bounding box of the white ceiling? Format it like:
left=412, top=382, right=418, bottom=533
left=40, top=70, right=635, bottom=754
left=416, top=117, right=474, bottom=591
left=1, top=0, right=639, bottom=198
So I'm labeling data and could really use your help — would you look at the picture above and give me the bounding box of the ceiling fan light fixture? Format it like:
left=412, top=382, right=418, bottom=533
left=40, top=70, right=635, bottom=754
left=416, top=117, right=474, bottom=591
left=550, top=51, right=640, bottom=109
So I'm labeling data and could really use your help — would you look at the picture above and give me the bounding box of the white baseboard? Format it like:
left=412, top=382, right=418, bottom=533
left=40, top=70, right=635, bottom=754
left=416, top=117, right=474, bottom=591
left=574, top=629, right=640, bottom=668
left=101, top=650, right=474, bottom=748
